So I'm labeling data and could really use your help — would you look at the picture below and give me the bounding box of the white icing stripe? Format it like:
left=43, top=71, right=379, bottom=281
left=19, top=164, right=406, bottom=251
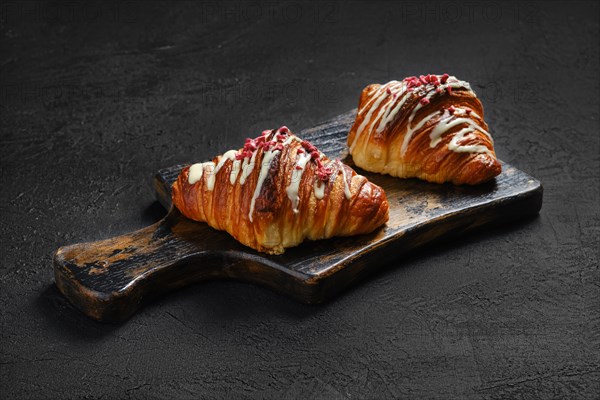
left=398, top=110, right=441, bottom=156
left=429, top=117, right=485, bottom=147
left=188, top=163, right=205, bottom=184
left=188, top=162, right=215, bottom=185
left=427, top=107, right=492, bottom=154
left=365, top=88, right=403, bottom=145
left=400, top=78, right=474, bottom=156
left=314, top=180, right=325, bottom=200
left=376, top=86, right=411, bottom=133
left=285, top=152, right=311, bottom=213
left=448, top=128, right=492, bottom=154
left=428, top=113, right=454, bottom=147
left=350, top=76, right=477, bottom=158
left=350, top=82, right=401, bottom=150
left=400, top=102, right=424, bottom=157
left=358, top=81, right=398, bottom=116
left=230, top=159, right=241, bottom=184
left=339, top=161, right=352, bottom=200
left=466, top=110, right=493, bottom=143
left=203, top=162, right=215, bottom=188
left=208, top=149, right=238, bottom=190
left=283, top=135, right=302, bottom=146
left=187, top=129, right=356, bottom=219
left=239, top=149, right=257, bottom=185
left=249, top=149, right=280, bottom=222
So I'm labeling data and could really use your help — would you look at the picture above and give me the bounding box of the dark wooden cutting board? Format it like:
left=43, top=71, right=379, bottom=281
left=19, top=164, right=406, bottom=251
left=54, top=109, right=543, bottom=322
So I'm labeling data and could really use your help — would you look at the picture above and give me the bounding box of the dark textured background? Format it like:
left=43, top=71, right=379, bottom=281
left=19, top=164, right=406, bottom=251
left=1, top=1, right=598, bottom=398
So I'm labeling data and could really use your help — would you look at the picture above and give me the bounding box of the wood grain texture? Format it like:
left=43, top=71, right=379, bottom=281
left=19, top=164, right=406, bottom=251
left=54, top=109, right=542, bottom=322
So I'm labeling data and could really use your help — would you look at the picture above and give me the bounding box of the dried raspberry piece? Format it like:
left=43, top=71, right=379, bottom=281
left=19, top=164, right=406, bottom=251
left=404, top=76, right=421, bottom=89
left=316, top=165, right=333, bottom=181
left=301, top=140, right=318, bottom=153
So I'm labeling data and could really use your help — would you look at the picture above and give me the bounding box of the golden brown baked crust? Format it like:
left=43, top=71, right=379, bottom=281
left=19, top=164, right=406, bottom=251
left=347, top=74, right=501, bottom=185
left=172, top=127, right=389, bottom=254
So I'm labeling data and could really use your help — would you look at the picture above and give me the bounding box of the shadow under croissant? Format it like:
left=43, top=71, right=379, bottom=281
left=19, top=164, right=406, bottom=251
left=42, top=210, right=540, bottom=330
left=52, top=168, right=541, bottom=324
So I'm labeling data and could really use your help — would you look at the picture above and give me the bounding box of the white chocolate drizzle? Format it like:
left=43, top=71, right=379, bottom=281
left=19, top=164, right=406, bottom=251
left=350, top=81, right=401, bottom=150
left=314, top=180, right=325, bottom=200
left=350, top=75, right=491, bottom=157
left=249, top=148, right=280, bottom=222
left=285, top=152, right=312, bottom=213
left=230, top=159, right=241, bottom=184
left=400, top=110, right=439, bottom=156
left=207, top=150, right=238, bottom=190
left=188, top=163, right=204, bottom=185
left=338, top=161, right=352, bottom=200
left=428, top=108, right=493, bottom=154
left=203, top=162, right=215, bottom=189
left=187, top=127, right=355, bottom=221
left=376, top=84, right=411, bottom=133
left=448, top=128, right=491, bottom=154
left=239, top=149, right=257, bottom=185
left=188, top=161, right=215, bottom=185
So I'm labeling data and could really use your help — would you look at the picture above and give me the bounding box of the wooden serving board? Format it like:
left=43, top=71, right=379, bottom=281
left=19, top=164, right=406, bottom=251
left=54, top=109, right=543, bottom=322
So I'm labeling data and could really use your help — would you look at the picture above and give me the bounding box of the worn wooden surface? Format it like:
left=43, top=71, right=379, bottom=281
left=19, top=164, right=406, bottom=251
left=2, top=1, right=598, bottom=399
left=54, top=109, right=542, bottom=322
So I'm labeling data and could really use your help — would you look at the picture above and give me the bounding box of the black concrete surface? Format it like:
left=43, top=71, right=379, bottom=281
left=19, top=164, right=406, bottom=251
left=1, top=1, right=598, bottom=398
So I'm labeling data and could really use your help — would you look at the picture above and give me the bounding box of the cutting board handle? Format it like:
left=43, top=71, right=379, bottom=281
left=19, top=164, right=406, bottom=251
left=54, top=208, right=230, bottom=322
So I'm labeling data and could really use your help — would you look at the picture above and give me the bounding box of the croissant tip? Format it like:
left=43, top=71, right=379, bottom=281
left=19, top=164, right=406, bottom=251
left=458, top=153, right=502, bottom=185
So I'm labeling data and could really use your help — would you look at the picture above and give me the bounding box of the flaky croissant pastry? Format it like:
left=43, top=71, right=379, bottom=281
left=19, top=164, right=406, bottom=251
left=172, top=127, right=389, bottom=254
left=347, top=74, right=501, bottom=185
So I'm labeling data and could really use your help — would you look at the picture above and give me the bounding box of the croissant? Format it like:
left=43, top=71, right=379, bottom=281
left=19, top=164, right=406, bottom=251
left=347, top=74, right=501, bottom=185
left=172, top=127, right=389, bottom=254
